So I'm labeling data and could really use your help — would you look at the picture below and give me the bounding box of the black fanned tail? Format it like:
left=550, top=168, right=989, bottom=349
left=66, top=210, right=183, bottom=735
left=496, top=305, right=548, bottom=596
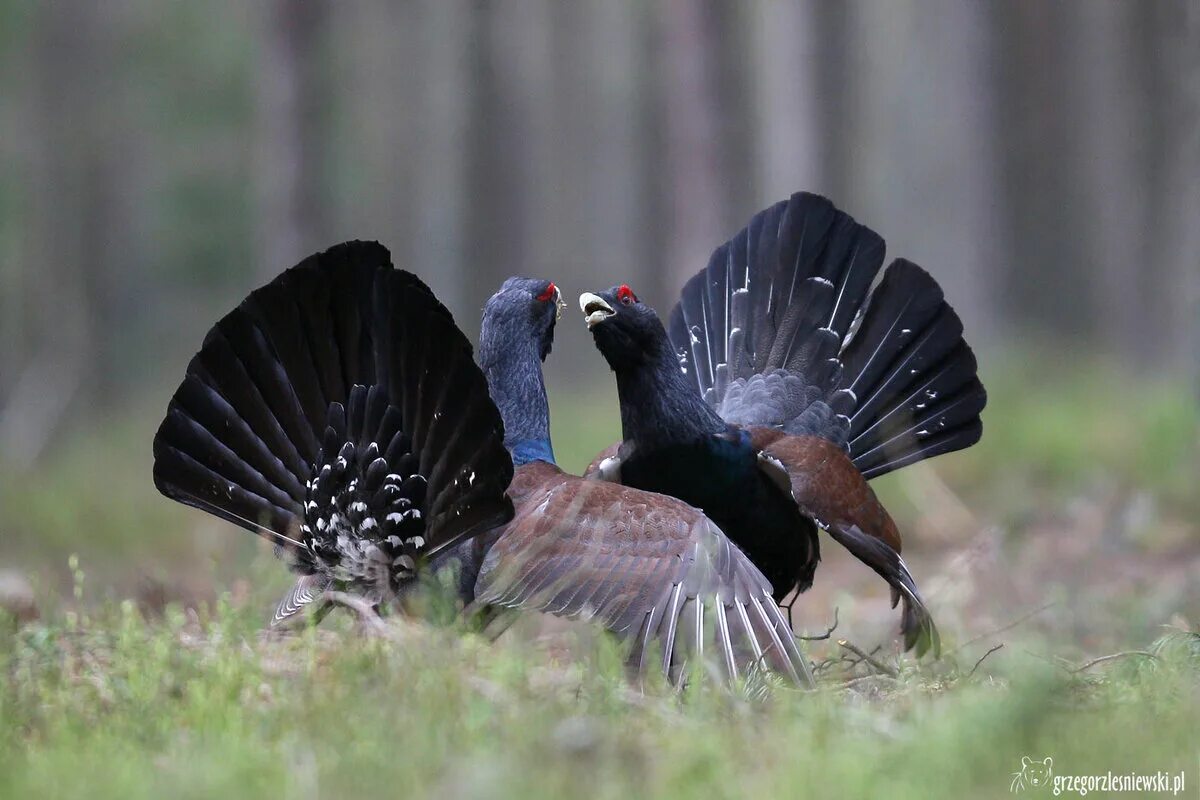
left=667, top=192, right=984, bottom=476
left=153, top=241, right=514, bottom=582
left=668, top=192, right=884, bottom=442
left=833, top=260, right=986, bottom=479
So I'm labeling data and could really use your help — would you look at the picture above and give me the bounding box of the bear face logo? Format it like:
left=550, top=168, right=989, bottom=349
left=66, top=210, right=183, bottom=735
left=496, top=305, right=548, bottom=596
left=1011, top=756, right=1053, bottom=792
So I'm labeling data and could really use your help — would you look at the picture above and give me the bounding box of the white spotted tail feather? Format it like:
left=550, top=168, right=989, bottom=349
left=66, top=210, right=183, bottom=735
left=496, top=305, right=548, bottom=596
left=301, top=384, right=434, bottom=604
left=152, top=242, right=514, bottom=623
left=832, top=259, right=986, bottom=479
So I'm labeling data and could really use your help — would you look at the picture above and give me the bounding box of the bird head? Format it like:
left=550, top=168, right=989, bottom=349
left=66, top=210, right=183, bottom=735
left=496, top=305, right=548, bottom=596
left=482, top=277, right=563, bottom=362
left=579, top=284, right=666, bottom=370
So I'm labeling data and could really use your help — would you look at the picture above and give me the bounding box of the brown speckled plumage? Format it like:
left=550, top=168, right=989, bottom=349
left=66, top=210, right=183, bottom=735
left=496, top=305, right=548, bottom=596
left=478, top=461, right=812, bottom=685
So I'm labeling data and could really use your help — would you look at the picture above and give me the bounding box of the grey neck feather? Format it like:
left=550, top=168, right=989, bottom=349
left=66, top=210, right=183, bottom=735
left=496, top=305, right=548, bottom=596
left=478, top=315, right=551, bottom=453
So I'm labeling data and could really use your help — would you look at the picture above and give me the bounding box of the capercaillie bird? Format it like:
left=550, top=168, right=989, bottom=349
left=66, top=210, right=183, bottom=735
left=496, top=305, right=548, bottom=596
left=578, top=192, right=987, bottom=656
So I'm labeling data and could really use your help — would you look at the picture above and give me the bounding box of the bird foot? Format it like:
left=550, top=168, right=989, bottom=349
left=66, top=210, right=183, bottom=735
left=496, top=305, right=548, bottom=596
left=322, top=590, right=390, bottom=637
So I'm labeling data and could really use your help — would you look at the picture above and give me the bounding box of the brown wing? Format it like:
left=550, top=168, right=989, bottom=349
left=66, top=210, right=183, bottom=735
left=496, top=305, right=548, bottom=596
left=475, top=463, right=813, bottom=686
left=749, top=428, right=940, bottom=657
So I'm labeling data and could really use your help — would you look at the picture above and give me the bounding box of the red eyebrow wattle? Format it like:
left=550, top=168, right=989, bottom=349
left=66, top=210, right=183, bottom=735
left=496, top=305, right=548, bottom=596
left=536, top=283, right=556, bottom=302
left=617, top=284, right=635, bottom=302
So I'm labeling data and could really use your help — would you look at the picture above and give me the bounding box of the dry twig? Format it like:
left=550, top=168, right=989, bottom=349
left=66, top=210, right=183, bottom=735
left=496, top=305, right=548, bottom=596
left=838, top=639, right=899, bottom=678
left=964, top=644, right=1004, bottom=680
left=1071, top=650, right=1158, bottom=673
left=841, top=673, right=901, bottom=689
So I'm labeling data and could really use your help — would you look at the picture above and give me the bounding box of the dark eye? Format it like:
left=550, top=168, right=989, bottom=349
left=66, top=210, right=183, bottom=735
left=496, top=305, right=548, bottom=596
left=617, top=284, right=636, bottom=305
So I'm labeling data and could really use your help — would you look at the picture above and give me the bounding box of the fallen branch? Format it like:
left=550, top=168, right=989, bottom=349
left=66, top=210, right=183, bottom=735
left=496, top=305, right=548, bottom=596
left=1019, top=648, right=1063, bottom=669
left=1071, top=650, right=1158, bottom=673
left=841, top=673, right=901, bottom=689
left=838, top=639, right=899, bottom=678
left=811, top=656, right=842, bottom=675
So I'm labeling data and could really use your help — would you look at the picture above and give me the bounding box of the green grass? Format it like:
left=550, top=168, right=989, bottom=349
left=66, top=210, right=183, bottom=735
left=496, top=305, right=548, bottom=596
left=0, top=598, right=1196, bottom=800
left=966, top=353, right=1200, bottom=500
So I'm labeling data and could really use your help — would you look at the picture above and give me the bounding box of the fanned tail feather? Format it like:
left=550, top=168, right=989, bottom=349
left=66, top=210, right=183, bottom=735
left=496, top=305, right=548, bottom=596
left=669, top=193, right=885, bottom=441
left=834, top=260, right=986, bottom=479
left=668, top=192, right=984, bottom=474
left=153, top=241, right=514, bottom=584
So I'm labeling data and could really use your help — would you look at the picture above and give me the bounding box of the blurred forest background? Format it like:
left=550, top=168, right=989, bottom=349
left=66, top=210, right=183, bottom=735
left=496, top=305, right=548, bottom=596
left=0, top=1, right=1197, bottom=652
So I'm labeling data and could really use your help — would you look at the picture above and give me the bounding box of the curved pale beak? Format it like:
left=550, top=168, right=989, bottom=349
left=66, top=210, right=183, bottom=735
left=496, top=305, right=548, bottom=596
left=552, top=284, right=564, bottom=320
left=579, top=293, right=614, bottom=328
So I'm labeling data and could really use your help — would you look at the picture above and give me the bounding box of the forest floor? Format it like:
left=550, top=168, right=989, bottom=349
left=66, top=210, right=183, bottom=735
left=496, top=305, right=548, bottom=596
left=1, top=356, right=1198, bottom=798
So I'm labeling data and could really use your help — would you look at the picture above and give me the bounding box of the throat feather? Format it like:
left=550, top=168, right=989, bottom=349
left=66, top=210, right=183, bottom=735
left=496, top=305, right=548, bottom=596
left=616, top=349, right=726, bottom=447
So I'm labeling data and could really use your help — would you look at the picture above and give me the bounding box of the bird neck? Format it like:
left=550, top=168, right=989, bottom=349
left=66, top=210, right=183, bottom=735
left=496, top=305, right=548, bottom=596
left=479, top=328, right=555, bottom=466
left=614, top=335, right=726, bottom=448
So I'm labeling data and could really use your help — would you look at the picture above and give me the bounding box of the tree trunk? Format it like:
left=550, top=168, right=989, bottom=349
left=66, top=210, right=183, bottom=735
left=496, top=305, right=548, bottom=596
left=255, top=0, right=330, bottom=278
left=747, top=0, right=826, bottom=201
left=0, top=0, right=117, bottom=462
left=411, top=0, right=474, bottom=315
left=1143, top=1, right=1200, bottom=378
left=468, top=0, right=556, bottom=320
left=843, top=0, right=1002, bottom=338
left=658, top=0, right=726, bottom=297
left=1069, top=1, right=1150, bottom=364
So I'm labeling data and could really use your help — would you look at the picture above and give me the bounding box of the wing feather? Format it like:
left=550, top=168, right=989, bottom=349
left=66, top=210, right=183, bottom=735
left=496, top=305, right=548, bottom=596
left=750, top=428, right=940, bottom=656
left=475, top=468, right=814, bottom=686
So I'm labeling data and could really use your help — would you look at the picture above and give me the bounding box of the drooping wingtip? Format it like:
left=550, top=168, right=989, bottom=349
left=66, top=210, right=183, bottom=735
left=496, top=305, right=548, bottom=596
left=823, top=521, right=941, bottom=659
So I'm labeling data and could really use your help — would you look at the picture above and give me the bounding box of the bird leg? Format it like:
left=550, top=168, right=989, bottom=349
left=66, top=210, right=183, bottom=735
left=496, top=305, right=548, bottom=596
left=779, top=591, right=800, bottom=631
left=796, top=607, right=840, bottom=641
left=322, top=590, right=390, bottom=637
